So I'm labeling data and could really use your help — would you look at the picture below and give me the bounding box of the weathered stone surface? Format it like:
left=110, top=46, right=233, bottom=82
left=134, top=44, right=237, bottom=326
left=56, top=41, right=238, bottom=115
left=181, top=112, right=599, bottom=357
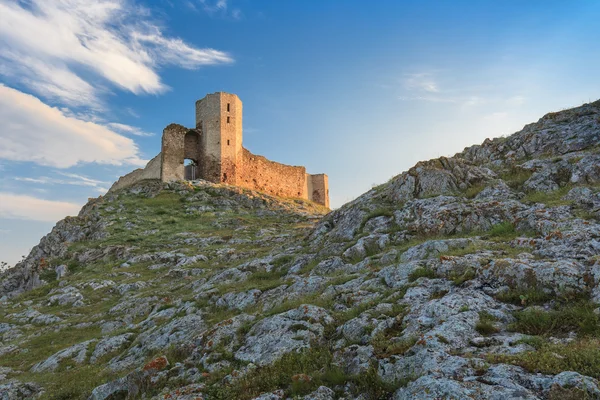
left=55, top=264, right=68, bottom=280
left=0, top=381, right=42, bottom=400
left=31, top=340, right=96, bottom=372
left=47, top=286, right=84, bottom=307
left=90, top=333, right=135, bottom=363
left=111, top=314, right=204, bottom=371
left=333, top=345, right=374, bottom=375
left=235, top=305, right=332, bottom=366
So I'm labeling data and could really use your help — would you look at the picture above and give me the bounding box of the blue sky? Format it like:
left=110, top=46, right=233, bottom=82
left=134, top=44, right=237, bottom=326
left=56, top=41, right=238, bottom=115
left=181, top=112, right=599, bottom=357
left=1, top=0, right=600, bottom=267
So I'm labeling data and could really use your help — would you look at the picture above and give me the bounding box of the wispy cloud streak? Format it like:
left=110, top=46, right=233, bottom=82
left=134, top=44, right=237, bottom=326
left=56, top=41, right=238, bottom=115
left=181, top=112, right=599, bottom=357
left=0, top=84, right=145, bottom=168
left=0, top=0, right=234, bottom=107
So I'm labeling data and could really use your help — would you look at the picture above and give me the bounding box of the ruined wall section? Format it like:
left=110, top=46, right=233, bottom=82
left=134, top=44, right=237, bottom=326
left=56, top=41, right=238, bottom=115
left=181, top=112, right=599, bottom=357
left=108, top=153, right=162, bottom=193
left=308, top=174, right=329, bottom=208
left=239, top=148, right=307, bottom=199
left=184, top=131, right=201, bottom=162
left=161, top=124, right=201, bottom=182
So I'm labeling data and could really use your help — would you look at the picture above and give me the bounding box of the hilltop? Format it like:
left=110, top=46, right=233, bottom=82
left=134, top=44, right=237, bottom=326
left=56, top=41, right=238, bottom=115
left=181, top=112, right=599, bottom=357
left=1, top=99, right=600, bottom=399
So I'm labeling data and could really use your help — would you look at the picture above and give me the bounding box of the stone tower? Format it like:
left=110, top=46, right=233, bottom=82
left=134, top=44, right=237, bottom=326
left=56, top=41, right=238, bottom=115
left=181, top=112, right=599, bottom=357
left=119, top=92, right=329, bottom=207
left=195, top=93, right=243, bottom=185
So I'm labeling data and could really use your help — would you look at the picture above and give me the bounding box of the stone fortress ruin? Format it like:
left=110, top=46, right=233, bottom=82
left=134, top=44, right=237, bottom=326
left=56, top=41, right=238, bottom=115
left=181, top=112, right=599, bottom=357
left=110, top=92, right=330, bottom=208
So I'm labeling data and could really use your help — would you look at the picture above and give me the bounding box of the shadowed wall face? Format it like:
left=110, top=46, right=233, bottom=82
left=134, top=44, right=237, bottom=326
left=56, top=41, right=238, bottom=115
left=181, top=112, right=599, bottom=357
left=310, top=174, right=329, bottom=208
left=161, top=124, right=202, bottom=182
left=195, top=94, right=221, bottom=182
left=184, top=131, right=200, bottom=162
left=161, top=124, right=189, bottom=182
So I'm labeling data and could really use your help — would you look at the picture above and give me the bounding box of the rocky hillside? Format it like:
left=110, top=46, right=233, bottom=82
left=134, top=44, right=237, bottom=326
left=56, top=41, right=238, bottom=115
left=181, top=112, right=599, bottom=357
left=1, top=99, right=600, bottom=400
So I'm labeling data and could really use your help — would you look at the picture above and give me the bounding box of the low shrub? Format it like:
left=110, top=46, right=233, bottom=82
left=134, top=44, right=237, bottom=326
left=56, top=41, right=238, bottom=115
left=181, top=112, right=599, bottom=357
left=488, top=221, right=516, bottom=238
left=475, top=311, right=499, bottom=336
left=510, top=301, right=600, bottom=337
left=408, top=267, right=436, bottom=282
left=496, top=287, right=554, bottom=306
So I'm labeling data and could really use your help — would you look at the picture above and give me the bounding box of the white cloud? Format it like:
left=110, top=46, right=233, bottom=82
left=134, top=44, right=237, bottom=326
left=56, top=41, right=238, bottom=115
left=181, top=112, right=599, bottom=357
left=197, top=0, right=241, bottom=19
left=125, top=108, right=140, bottom=118
left=398, top=95, right=484, bottom=107
left=217, top=0, right=228, bottom=10
left=14, top=173, right=111, bottom=191
left=231, top=9, right=242, bottom=20
left=0, top=0, right=234, bottom=107
left=0, top=193, right=81, bottom=222
left=403, top=73, right=439, bottom=93
left=200, top=0, right=228, bottom=12
left=0, top=84, right=146, bottom=168
left=0, top=51, right=103, bottom=109
left=106, top=122, right=154, bottom=137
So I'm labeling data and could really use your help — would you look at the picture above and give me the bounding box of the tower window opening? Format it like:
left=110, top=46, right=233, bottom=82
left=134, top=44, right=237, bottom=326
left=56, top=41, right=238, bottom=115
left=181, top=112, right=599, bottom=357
left=227, top=103, right=230, bottom=112
left=227, top=139, right=230, bottom=145
left=227, top=116, right=230, bottom=123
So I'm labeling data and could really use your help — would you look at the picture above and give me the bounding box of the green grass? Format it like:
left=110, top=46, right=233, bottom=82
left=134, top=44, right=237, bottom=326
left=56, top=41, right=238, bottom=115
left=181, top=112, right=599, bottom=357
left=372, top=335, right=417, bottom=359
left=499, top=168, right=534, bottom=190
left=261, top=295, right=334, bottom=318
left=359, top=208, right=394, bottom=232
left=509, top=301, right=600, bottom=337
left=272, top=255, right=295, bottom=268
left=488, top=221, right=516, bottom=238
left=464, top=182, right=487, bottom=199
left=496, top=285, right=588, bottom=306
left=475, top=311, right=500, bottom=336
left=20, top=365, right=118, bottom=400
left=514, top=335, right=545, bottom=349
left=522, top=185, right=574, bottom=207
left=451, top=267, right=477, bottom=286
left=489, top=338, right=600, bottom=379
left=438, top=243, right=482, bottom=258
left=215, top=268, right=290, bottom=295
left=334, top=300, right=377, bottom=324
left=495, top=285, right=552, bottom=306
left=202, top=344, right=400, bottom=399
left=0, top=326, right=102, bottom=371
left=408, top=267, right=437, bottom=282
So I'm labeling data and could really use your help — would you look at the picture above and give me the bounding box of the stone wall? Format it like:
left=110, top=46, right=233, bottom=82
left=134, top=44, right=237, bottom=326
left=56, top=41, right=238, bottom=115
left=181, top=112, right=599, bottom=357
left=108, top=92, right=329, bottom=208
left=308, top=174, right=329, bottom=208
left=239, top=148, right=307, bottom=199
left=161, top=124, right=201, bottom=182
left=108, top=153, right=162, bottom=193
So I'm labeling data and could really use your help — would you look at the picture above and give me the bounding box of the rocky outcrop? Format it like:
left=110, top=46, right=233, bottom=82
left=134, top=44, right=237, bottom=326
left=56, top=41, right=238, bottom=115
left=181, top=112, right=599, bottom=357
left=0, top=197, right=107, bottom=301
left=2, top=100, right=600, bottom=399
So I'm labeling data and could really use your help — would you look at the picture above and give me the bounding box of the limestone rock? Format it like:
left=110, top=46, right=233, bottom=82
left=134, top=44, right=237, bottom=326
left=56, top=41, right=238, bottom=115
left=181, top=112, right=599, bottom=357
left=235, top=305, right=333, bottom=366
left=2, top=99, right=600, bottom=399
left=31, top=340, right=96, bottom=372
